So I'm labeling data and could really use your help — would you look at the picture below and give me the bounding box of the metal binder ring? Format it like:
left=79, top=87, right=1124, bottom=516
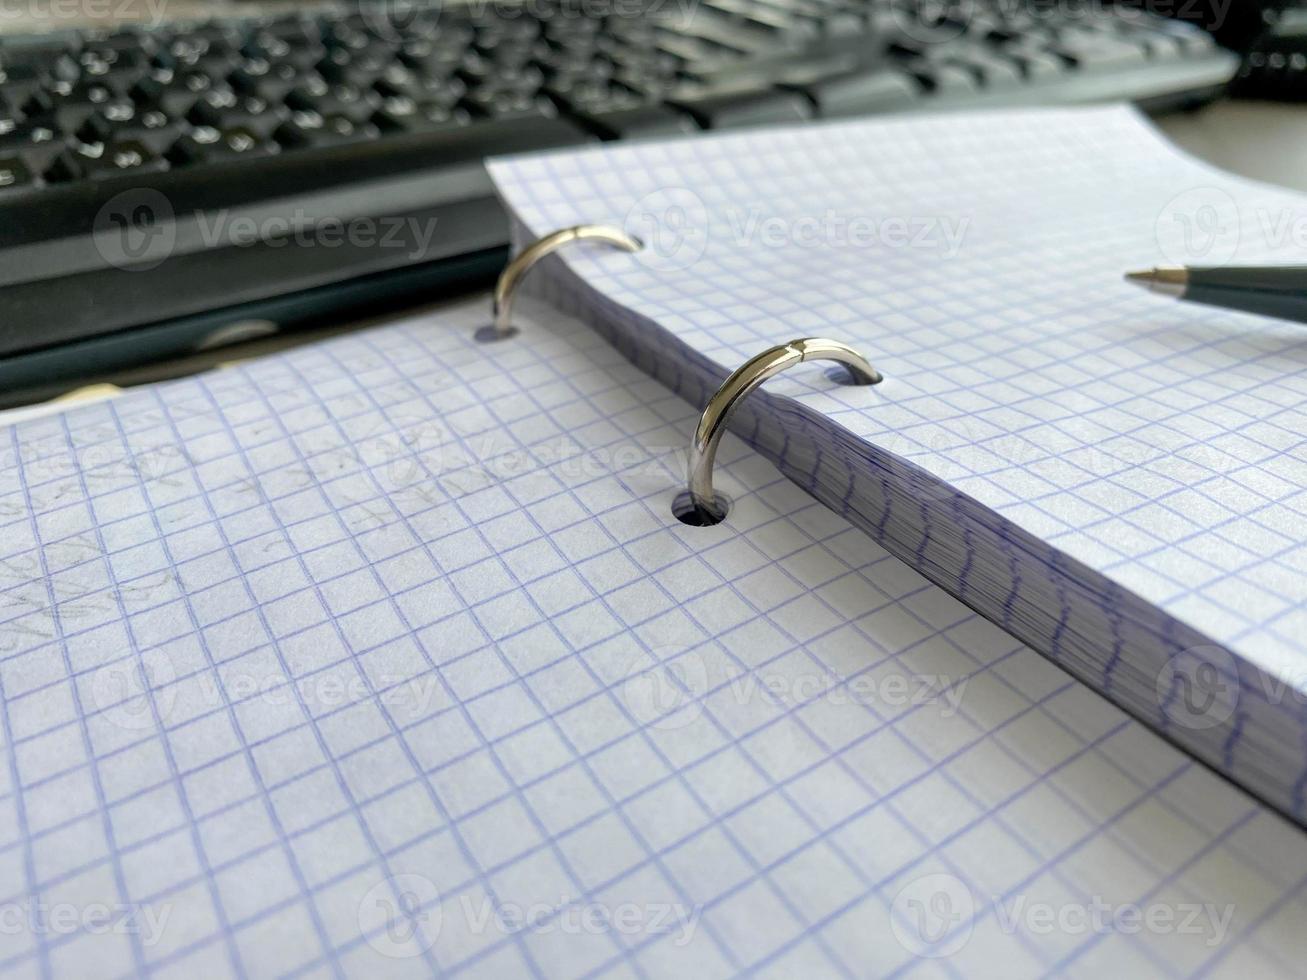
left=487, top=224, right=642, bottom=340
left=685, top=338, right=882, bottom=523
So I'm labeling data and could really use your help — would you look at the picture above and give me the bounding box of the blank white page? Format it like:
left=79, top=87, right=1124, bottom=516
left=0, top=297, right=1303, bottom=978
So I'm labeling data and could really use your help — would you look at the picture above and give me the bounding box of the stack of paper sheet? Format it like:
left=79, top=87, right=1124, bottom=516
left=488, top=106, right=1307, bottom=826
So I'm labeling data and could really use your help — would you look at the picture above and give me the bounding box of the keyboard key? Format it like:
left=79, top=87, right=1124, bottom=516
left=188, top=90, right=284, bottom=137
left=397, top=40, right=463, bottom=76
left=84, top=139, right=170, bottom=177
left=66, top=77, right=121, bottom=107
left=0, top=120, right=56, bottom=151
left=461, top=85, right=554, bottom=121
left=219, top=126, right=278, bottom=157
left=789, top=67, right=920, bottom=117
left=316, top=48, right=388, bottom=88
left=287, top=80, right=378, bottom=122
left=943, top=51, right=1024, bottom=89
left=163, top=125, right=214, bottom=163
left=569, top=101, right=697, bottom=140
left=374, top=99, right=470, bottom=134
left=419, top=101, right=472, bottom=127
left=1053, top=30, right=1150, bottom=70
left=0, top=61, right=47, bottom=91
left=131, top=72, right=202, bottom=118
left=670, top=83, right=810, bottom=128
left=275, top=112, right=377, bottom=148
left=76, top=111, right=115, bottom=145
left=273, top=110, right=326, bottom=147
left=373, top=64, right=444, bottom=101
left=230, top=59, right=301, bottom=102
left=0, top=153, right=34, bottom=193
left=909, top=61, right=980, bottom=94
left=44, top=145, right=103, bottom=182
left=371, top=95, right=418, bottom=131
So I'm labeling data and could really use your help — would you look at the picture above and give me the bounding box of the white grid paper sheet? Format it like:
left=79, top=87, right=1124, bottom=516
left=486, top=105, right=1307, bottom=819
left=1, top=298, right=1305, bottom=979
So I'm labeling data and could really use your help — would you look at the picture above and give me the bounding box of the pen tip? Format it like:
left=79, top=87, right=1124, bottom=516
left=1123, top=267, right=1188, bottom=297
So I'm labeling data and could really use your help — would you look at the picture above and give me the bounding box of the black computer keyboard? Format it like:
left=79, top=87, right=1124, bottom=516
left=1231, top=5, right=1307, bottom=100
left=0, top=0, right=1236, bottom=381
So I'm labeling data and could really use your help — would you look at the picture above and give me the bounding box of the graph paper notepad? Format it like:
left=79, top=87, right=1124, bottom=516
left=2, top=296, right=1306, bottom=977
left=487, top=106, right=1307, bottom=825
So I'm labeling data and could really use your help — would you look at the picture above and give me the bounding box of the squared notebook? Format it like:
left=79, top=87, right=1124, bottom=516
left=2, top=294, right=1304, bottom=977
left=2, top=108, right=1307, bottom=978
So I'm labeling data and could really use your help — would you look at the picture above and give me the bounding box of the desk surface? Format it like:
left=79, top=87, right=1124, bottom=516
left=3, top=98, right=1305, bottom=420
left=1157, top=100, right=1307, bottom=193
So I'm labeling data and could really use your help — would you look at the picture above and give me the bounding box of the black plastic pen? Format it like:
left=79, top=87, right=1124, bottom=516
left=1124, top=266, right=1307, bottom=325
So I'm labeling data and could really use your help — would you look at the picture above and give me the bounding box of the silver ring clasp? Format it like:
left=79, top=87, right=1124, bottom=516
left=686, top=338, right=882, bottom=523
left=488, top=224, right=641, bottom=340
